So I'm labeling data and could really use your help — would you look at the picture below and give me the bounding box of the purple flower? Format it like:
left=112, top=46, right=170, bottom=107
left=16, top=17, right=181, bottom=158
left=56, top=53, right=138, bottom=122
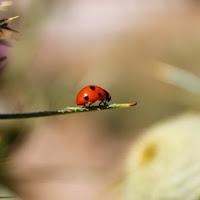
left=0, top=42, right=8, bottom=75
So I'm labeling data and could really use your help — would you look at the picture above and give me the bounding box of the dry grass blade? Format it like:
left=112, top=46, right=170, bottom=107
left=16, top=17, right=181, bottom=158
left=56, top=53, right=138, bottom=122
left=0, top=102, right=137, bottom=119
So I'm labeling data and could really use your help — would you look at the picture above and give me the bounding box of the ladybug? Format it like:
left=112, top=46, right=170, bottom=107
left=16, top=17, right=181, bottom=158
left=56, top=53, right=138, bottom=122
left=76, top=85, right=111, bottom=107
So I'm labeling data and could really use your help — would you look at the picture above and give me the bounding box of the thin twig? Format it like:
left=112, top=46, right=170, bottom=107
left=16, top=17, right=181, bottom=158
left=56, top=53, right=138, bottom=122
left=0, top=102, right=137, bottom=120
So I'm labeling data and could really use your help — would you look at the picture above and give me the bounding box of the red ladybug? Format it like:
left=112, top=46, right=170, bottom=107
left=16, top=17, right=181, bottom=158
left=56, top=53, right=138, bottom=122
left=76, top=85, right=111, bottom=107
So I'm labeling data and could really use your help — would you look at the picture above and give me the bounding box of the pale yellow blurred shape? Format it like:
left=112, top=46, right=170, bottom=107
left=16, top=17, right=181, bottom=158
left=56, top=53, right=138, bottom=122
left=154, top=62, right=200, bottom=96
left=0, top=1, right=12, bottom=10
left=124, top=113, right=200, bottom=200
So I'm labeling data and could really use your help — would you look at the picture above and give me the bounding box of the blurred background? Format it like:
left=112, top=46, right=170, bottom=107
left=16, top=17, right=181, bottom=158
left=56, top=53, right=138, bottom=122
left=1, top=0, right=200, bottom=199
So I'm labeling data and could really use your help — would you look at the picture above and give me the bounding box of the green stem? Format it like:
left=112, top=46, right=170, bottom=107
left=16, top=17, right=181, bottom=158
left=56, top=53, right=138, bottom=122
left=0, top=102, right=137, bottom=120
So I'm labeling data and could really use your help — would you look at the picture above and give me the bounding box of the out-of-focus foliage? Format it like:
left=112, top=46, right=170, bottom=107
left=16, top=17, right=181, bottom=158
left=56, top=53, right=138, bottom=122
left=0, top=15, right=18, bottom=74
left=0, top=16, right=18, bottom=33
left=0, top=1, right=12, bottom=11
left=0, top=2, right=22, bottom=199
left=0, top=184, right=17, bottom=199
left=1, top=0, right=200, bottom=199
left=123, top=113, right=200, bottom=200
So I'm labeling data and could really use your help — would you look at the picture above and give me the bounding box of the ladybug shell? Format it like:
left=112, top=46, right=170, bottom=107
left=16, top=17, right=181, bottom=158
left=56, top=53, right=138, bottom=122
left=76, top=85, right=108, bottom=105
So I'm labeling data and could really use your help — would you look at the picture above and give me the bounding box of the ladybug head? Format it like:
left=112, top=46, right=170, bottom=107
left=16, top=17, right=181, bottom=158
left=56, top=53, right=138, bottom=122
left=104, top=90, right=111, bottom=102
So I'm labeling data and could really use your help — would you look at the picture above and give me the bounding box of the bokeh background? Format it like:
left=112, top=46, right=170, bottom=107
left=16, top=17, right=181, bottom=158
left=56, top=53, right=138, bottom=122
left=1, top=0, right=200, bottom=199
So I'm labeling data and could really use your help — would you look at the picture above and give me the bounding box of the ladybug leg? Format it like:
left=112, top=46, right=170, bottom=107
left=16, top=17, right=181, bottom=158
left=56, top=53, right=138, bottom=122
left=99, top=100, right=104, bottom=106
left=88, top=102, right=94, bottom=107
left=103, top=99, right=108, bottom=105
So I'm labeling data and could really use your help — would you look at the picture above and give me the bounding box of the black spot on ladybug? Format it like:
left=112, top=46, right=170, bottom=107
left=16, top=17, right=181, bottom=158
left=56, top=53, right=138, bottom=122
left=90, top=86, right=95, bottom=90
left=98, top=93, right=102, bottom=97
left=84, top=94, right=89, bottom=101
